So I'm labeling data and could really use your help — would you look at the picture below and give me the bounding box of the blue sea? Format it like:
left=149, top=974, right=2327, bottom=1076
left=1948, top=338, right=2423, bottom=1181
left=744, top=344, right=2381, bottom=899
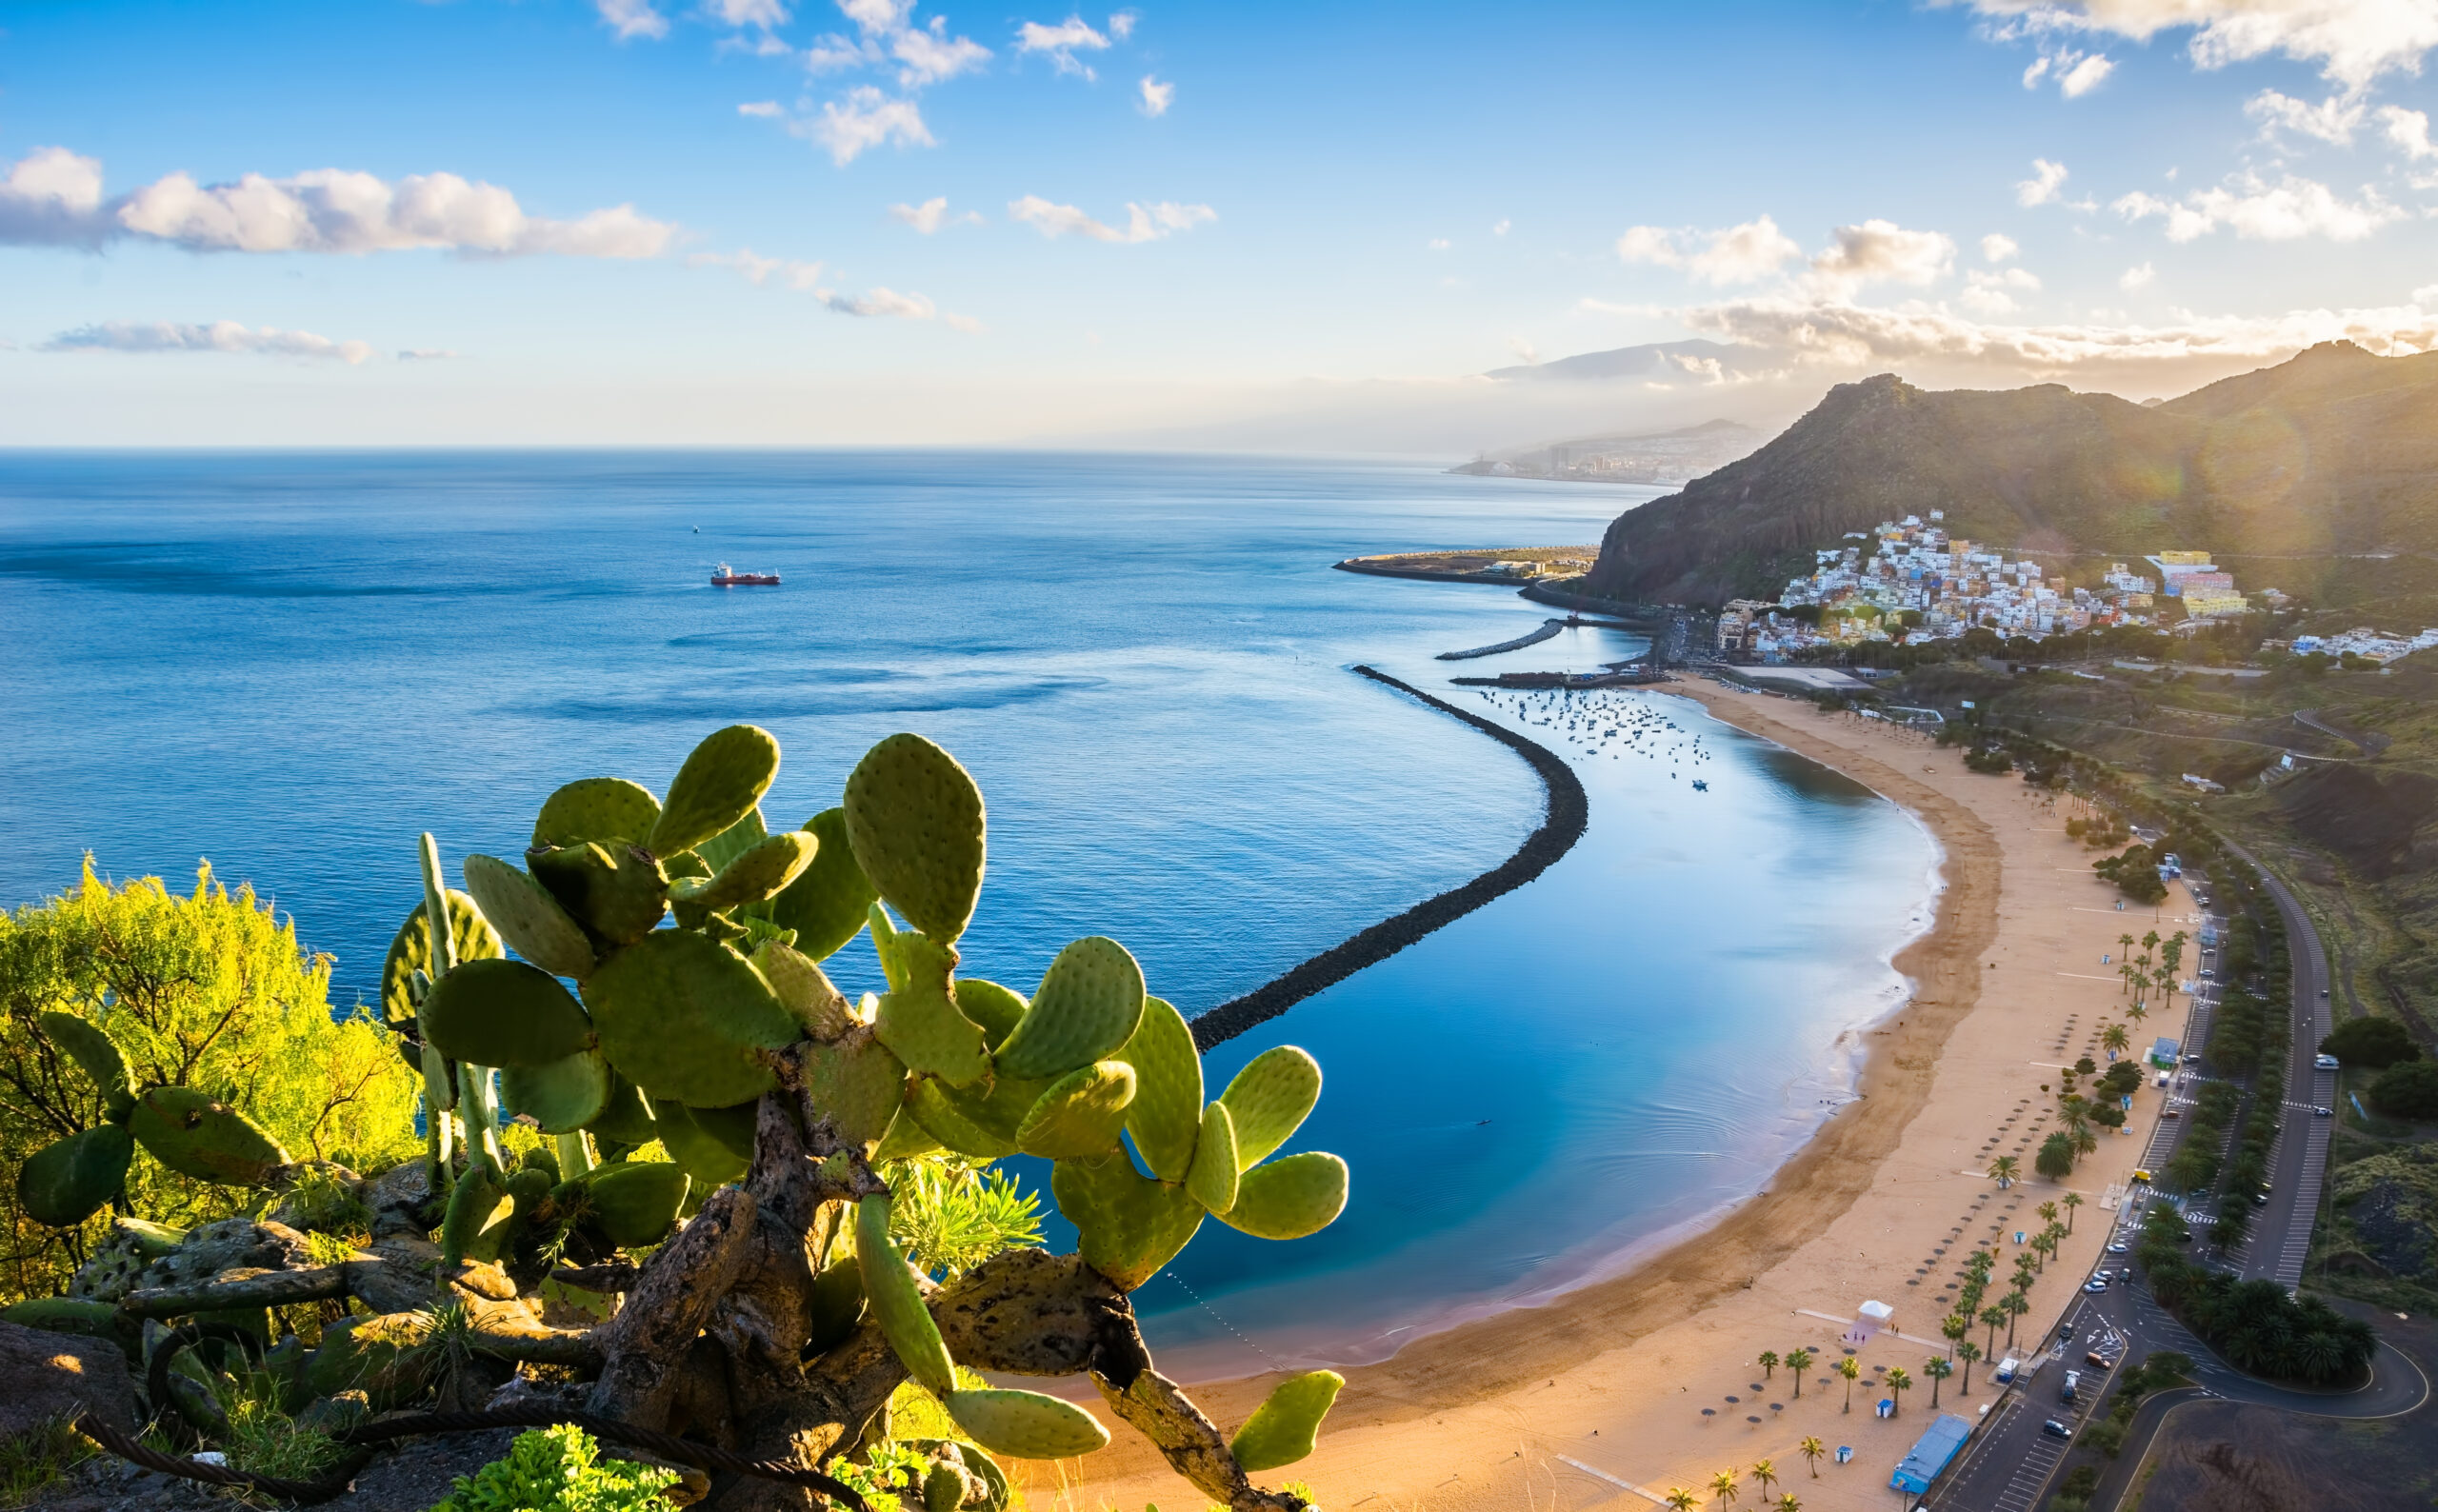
left=0, top=451, right=1932, bottom=1376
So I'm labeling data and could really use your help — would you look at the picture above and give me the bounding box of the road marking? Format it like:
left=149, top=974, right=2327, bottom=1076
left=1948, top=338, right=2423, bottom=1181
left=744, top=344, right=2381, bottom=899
left=2055, top=972, right=2121, bottom=982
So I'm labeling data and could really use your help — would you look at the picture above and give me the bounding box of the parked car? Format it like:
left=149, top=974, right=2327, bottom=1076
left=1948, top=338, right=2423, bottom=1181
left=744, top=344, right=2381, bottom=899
left=2108, top=1242, right=2130, bottom=1253
left=2084, top=1278, right=2109, bottom=1293
left=2086, top=1350, right=2116, bottom=1369
left=2042, top=1419, right=2072, bottom=1440
left=2317, top=1053, right=2341, bottom=1070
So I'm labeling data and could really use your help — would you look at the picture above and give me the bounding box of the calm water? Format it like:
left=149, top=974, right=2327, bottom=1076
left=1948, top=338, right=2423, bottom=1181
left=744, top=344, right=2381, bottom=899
left=0, top=451, right=1931, bottom=1373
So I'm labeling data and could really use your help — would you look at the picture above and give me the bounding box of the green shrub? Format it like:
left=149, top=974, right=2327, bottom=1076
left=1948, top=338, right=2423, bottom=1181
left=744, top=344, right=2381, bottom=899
left=2371, top=1061, right=2438, bottom=1120
left=430, top=1423, right=678, bottom=1512
left=2321, top=1017, right=2423, bottom=1070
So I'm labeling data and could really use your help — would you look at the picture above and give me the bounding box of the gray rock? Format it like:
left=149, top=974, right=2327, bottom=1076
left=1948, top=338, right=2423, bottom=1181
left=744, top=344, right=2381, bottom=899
left=0, top=1320, right=139, bottom=1440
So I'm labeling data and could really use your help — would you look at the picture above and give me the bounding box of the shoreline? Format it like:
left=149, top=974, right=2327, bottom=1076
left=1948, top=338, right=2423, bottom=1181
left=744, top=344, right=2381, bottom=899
left=1072, top=675, right=2020, bottom=1510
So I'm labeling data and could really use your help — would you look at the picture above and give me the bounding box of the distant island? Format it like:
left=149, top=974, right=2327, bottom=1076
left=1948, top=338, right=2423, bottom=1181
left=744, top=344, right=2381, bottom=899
left=1449, top=418, right=1765, bottom=486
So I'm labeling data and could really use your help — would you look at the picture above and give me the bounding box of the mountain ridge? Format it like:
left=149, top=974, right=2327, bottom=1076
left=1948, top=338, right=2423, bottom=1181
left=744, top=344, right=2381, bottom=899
left=1582, top=342, right=2438, bottom=608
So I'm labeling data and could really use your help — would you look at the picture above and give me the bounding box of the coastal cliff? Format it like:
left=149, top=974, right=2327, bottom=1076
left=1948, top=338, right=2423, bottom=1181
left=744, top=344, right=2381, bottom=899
left=1583, top=342, right=2438, bottom=607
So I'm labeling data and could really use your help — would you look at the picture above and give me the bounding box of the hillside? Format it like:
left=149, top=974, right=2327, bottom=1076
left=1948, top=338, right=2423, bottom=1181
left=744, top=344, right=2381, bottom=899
left=1583, top=342, right=2438, bottom=607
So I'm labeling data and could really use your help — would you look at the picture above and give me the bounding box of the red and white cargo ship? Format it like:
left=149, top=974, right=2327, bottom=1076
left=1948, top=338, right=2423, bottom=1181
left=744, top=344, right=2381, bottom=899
left=710, top=563, right=781, bottom=586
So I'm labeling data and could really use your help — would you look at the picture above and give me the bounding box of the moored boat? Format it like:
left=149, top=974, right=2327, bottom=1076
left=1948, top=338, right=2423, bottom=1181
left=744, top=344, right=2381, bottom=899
left=711, top=563, right=781, bottom=586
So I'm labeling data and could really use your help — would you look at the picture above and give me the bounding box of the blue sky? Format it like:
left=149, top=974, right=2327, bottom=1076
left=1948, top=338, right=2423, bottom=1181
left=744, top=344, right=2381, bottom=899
left=5, top=0, right=2437, bottom=447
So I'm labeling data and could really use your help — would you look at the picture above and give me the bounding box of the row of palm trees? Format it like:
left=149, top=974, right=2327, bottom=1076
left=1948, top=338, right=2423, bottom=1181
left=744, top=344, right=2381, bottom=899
left=1665, top=1449, right=1823, bottom=1508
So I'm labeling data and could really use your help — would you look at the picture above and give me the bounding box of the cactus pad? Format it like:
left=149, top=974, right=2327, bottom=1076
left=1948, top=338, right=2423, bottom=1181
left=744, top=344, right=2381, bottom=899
left=532, top=777, right=662, bottom=848
left=669, top=829, right=819, bottom=912
left=17, top=1124, right=135, bottom=1227
left=588, top=1072, right=659, bottom=1145
left=856, top=1193, right=957, bottom=1395
left=380, top=890, right=500, bottom=1025
left=461, top=854, right=595, bottom=981
left=527, top=842, right=669, bottom=946
left=420, top=958, right=596, bottom=1069
left=943, top=1389, right=1111, bottom=1461
left=769, top=808, right=879, bottom=962
left=649, top=725, right=781, bottom=857
left=696, top=806, right=769, bottom=874
left=1229, top=1370, right=1343, bottom=1472
left=1050, top=1148, right=1204, bottom=1292
left=652, top=1101, right=749, bottom=1187
left=951, top=978, right=1029, bottom=1049
left=872, top=1105, right=945, bottom=1163
left=129, top=1087, right=288, bottom=1184
left=499, top=1047, right=612, bottom=1134
left=684, top=1098, right=762, bottom=1161
left=1014, top=1061, right=1138, bottom=1160
left=584, top=929, right=801, bottom=1108
left=37, top=1011, right=134, bottom=1112
left=993, top=938, right=1146, bottom=1081
left=843, top=734, right=987, bottom=944
left=907, top=1076, right=1016, bottom=1159
left=752, top=940, right=857, bottom=1041
left=1218, top=1046, right=1322, bottom=1172
left=1116, top=996, right=1200, bottom=1183
left=441, top=1164, right=513, bottom=1265
left=1184, top=1103, right=1238, bottom=1216
left=870, top=920, right=989, bottom=1087
left=800, top=1031, right=909, bottom=1149
left=583, top=1160, right=689, bottom=1249
left=1214, top=1151, right=1347, bottom=1241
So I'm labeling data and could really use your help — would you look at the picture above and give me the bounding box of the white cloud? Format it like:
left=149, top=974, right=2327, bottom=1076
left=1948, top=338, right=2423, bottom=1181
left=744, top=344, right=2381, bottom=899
left=1955, top=0, right=2438, bottom=90
left=1980, top=231, right=2020, bottom=261
left=2247, top=88, right=2366, bottom=145
left=691, top=248, right=827, bottom=289
left=39, top=319, right=374, bottom=364
left=1808, top=219, right=1955, bottom=291
left=1959, top=267, right=2040, bottom=315
left=1109, top=10, right=1136, bottom=39
left=1615, top=214, right=1802, bottom=286
left=2114, top=171, right=2406, bottom=241
left=396, top=348, right=460, bottom=360
left=738, top=100, right=786, bottom=117
left=2017, top=157, right=2070, bottom=207
left=889, top=196, right=980, bottom=231
left=1509, top=337, right=1540, bottom=365
left=596, top=0, right=670, bottom=40
left=822, top=285, right=934, bottom=317
left=2381, top=104, right=2438, bottom=158
left=0, top=147, right=108, bottom=248
left=1427, top=237, right=1450, bottom=249
left=2121, top=261, right=2157, bottom=288
left=892, top=18, right=990, bottom=84
left=1139, top=74, right=1174, bottom=115
left=1009, top=195, right=1215, bottom=242
left=804, top=88, right=934, bottom=164
left=807, top=33, right=882, bottom=69
left=0, top=150, right=680, bottom=258
left=1679, top=291, right=2438, bottom=375
left=839, top=0, right=915, bottom=31
left=705, top=0, right=789, bottom=26
left=2059, top=51, right=2116, bottom=93
left=1015, top=15, right=1111, bottom=75
left=1492, top=218, right=1510, bottom=236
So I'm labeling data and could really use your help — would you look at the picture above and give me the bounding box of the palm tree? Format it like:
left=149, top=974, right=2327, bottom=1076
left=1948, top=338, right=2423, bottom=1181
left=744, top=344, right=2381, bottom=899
left=2038, top=1200, right=2058, bottom=1225
left=2072, top=1121, right=2100, bottom=1158
left=1980, top=1304, right=2006, bottom=1357
left=1775, top=1497, right=1800, bottom=1512
left=1709, top=1467, right=1740, bottom=1505
left=2005, top=1290, right=2030, bottom=1348
left=1750, top=1460, right=1778, bottom=1501
left=2062, top=1191, right=2083, bottom=1233
left=1785, top=1347, right=1814, bottom=1398
left=1956, top=1340, right=1982, bottom=1395
left=1886, top=1365, right=1911, bottom=1416
left=1837, top=1355, right=1861, bottom=1413
left=1667, top=1491, right=1699, bottom=1512
left=2127, top=998, right=2148, bottom=1028
left=2103, top=1023, right=2129, bottom=1056
left=1988, top=1154, right=2019, bottom=1189
left=1925, top=1356, right=1952, bottom=1407
left=1941, top=1313, right=1968, bottom=1359
left=1798, top=1437, right=1825, bottom=1479
left=1758, top=1350, right=1779, bottom=1384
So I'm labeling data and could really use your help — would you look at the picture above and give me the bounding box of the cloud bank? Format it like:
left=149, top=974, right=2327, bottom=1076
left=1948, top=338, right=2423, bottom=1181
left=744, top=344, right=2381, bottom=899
left=1009, top=196, right=1215, bottom=242
left=40, top=320, right=375, bottom=363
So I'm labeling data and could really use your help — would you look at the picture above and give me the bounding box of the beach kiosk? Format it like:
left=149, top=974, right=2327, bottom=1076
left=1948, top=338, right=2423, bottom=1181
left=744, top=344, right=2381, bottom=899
left=1890, top=1413, right=1972, bottom=1498
left=1844, top=1298, right=1895, bottom=1345
left=2148, top=1036, right=2181, bottom=1068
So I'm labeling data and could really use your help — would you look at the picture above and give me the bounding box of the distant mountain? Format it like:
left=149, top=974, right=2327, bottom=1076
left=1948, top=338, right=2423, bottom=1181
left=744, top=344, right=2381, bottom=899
left=1451, top=417, right=1767, bottom=483
left=1583, top=342, right=2438, bottom=607
left=1483, top=339, right=1766, bottom=383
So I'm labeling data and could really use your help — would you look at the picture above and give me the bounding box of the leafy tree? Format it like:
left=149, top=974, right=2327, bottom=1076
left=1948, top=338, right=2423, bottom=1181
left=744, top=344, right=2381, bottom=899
left=1885, top=1365, right=1910, bottom=1415
left=1988, top=1154, right=2020, bottom=1188
left=1710, top=1467, right=1741, bottom=1504
left=1758, top=1349, right=1778, bottom=1383
left=2038, top=1201, right=2058, bottom=1226
left=1666, top=1491, right=1699, bottom=1512
left=2062, top=1192, right=2083, bottom=1232
left=1924, top=1356, right=1951, bottom=1407
left=1837, top=1355, right=1861, bottom=1413
left=1750, top=1459, right=1778, bottom=1500
left=2370, top=1060, right=2438, bottom=1120
left=0, top=863, right=423, bottom=1303
left=1955, top=1340, right=1981, bottom=1394
left=2321, top=1017, right=2422, bottom=1070
left=2036, top=1131, right=2077, bottom=1181
left=2103, top=1024, right=2129, bottom=1056
left=1941, top=1312, right=1968, bottom=1358
left=1980, top=1304, right=2006, bottom=1357
left=1797, top=1437, right=1825, bottom=1479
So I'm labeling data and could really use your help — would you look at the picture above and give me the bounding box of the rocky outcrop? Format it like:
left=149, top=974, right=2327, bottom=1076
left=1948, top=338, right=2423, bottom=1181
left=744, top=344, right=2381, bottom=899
left=0, top=1320, right=139, bottom=1441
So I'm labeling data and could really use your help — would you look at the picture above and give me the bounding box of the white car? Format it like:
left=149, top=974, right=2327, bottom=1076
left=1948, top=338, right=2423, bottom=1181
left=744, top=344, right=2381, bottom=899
left=2315, top=1053, right=2340, bottom=1070
left=2083, top=1278, right=2109, bottom=1293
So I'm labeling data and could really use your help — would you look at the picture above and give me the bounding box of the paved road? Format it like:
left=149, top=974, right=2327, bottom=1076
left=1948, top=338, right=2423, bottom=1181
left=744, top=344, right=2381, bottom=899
left=2220, top=843, right=2336, bottom=1288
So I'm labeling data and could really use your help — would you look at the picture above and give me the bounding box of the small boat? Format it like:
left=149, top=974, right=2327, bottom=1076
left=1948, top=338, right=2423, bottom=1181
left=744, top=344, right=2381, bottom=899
left=711, top=563, right=780, bottom=587
left=1691, top=779, right=1709, bottom=791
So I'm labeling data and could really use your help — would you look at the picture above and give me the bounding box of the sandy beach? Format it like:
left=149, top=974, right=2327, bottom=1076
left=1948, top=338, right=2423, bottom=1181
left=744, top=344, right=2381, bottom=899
left=1055, top=679, right=2202, bottom=1512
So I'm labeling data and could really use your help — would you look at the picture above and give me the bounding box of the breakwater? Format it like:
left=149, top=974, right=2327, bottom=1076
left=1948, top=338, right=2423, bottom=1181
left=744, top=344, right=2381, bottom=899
left=1437, top=618, right=1566, bottom=660
left=1189, top=665, right=1589, bottom=1050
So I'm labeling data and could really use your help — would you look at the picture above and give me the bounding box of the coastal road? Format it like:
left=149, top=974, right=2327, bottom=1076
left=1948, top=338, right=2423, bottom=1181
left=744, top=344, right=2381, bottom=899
left=2220, top=842, right=2336, bottom=1289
